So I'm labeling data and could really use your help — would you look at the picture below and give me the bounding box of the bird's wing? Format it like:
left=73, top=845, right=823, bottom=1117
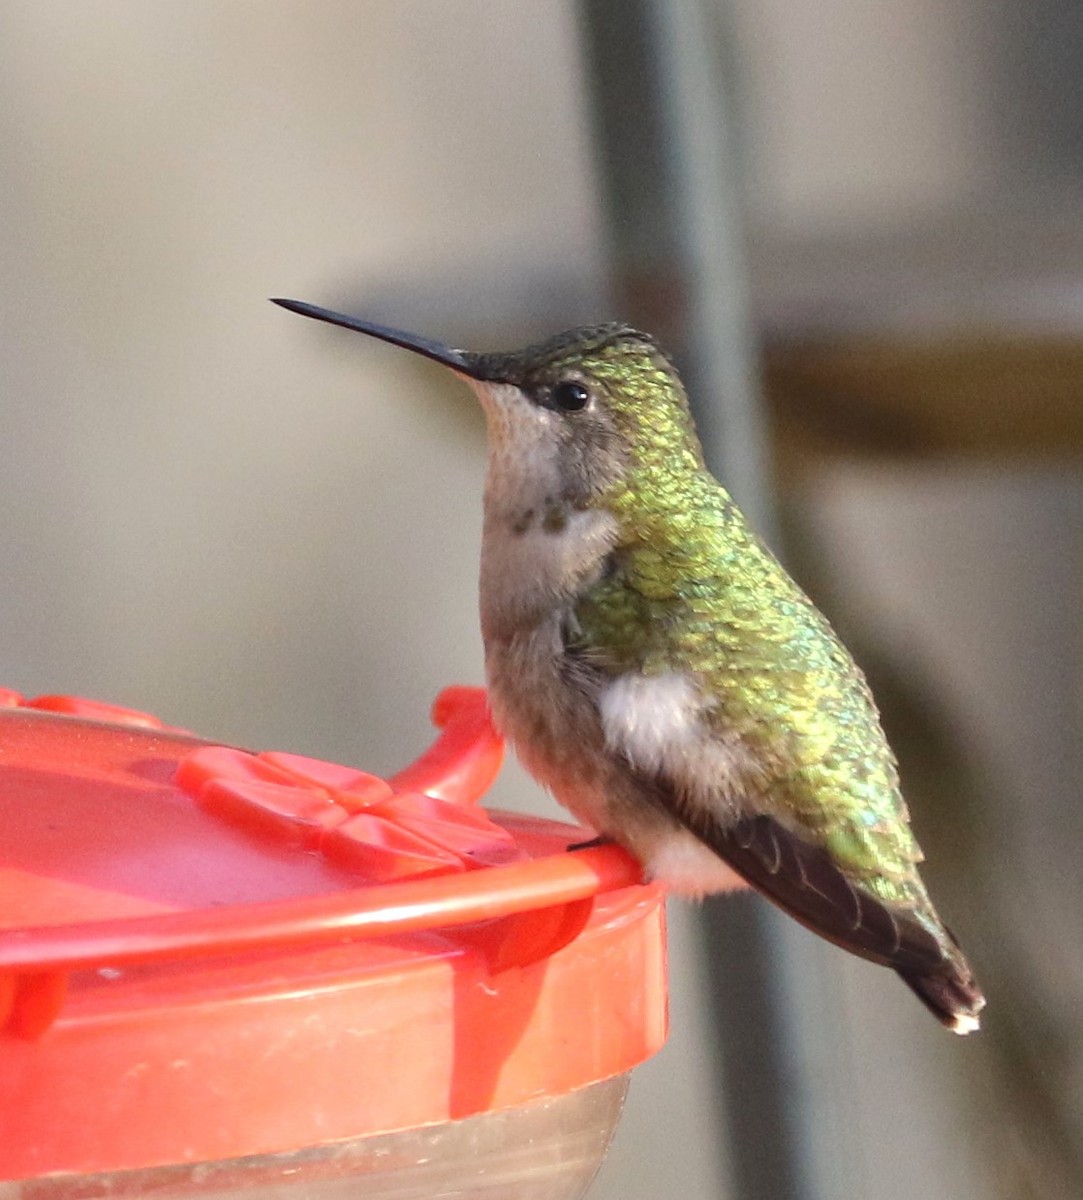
left=588, top=659, right=983, bottom=1023
left=659, top=781, right=984, bottom=1028
left=587, top=654, right=948, bottom=975
left=657, top=784, right=945, bottom=973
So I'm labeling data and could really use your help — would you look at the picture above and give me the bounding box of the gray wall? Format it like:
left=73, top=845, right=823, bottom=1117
left=1, top=3, right=1078, bottom=1197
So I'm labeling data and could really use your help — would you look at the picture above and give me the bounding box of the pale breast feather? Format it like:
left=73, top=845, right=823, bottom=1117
left=597, top=670, right=762, bottom=812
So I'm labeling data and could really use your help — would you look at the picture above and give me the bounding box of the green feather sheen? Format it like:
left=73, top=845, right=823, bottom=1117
left=571, top=345, right=933, bottom=916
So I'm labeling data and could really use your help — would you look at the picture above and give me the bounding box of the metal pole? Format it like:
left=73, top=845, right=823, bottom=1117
left=576, top=3, right=861, bottom=1197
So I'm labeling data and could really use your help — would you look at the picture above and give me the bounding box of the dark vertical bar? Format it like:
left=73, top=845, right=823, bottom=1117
left=575, top=3, right=811, bottom=1198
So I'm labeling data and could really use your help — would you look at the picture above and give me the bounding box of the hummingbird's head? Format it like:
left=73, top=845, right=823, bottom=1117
left=270, top=300, right=707, bottom=510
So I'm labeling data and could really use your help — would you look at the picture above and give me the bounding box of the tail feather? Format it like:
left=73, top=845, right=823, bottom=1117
left=897, top=950, right=986, bottom=1034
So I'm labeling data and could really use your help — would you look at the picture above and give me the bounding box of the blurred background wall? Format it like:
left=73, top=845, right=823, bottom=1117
left=1, top=3, right=1080, bottom=1197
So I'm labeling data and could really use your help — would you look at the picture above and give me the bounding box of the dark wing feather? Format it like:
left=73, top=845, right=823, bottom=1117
left=644, top=784, right=985, bottom=1029
left=692, top=808, right=944, bottom=974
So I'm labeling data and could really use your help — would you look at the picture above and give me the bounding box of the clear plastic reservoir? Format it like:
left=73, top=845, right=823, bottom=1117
left=6, top=1077, right=629, bottom=1200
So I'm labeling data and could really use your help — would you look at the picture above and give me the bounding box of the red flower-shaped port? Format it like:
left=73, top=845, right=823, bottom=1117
left=174, top=689, right=522, bottom=883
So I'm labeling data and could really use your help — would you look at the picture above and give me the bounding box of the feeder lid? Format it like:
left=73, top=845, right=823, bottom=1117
left=0, top=687, right=666, bottom=1180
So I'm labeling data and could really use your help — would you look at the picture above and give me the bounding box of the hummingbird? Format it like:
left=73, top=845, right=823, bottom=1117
left=272, top=297, right=985, bottom=1034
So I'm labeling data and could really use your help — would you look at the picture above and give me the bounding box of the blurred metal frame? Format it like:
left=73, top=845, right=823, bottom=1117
left=576, top=3, right=861, bottom=1197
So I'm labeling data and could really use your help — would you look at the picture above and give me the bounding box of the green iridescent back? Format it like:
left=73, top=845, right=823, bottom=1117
left=553, top=333, right=931, bottom=912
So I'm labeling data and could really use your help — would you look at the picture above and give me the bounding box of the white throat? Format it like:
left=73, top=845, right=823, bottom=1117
left=466, top=379, right=619, bottom=638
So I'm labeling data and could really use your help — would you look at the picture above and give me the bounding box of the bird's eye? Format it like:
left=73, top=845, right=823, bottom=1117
left=551, top=381, right=590, bottom=412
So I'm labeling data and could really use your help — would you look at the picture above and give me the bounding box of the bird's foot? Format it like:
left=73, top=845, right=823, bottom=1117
left=568, top=833, right=613, bottom=852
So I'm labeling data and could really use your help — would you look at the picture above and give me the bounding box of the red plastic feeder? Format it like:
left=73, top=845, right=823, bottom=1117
left=0, top=686, right=666, bottom=1198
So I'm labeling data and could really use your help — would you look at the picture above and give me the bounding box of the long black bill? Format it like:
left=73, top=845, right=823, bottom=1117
left=270, top=298, right=482, bottom=378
